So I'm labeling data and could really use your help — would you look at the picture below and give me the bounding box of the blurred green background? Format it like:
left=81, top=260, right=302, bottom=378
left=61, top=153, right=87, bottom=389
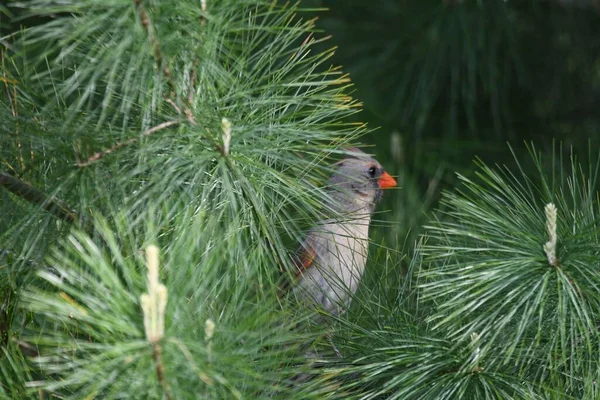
left=305, top=0, right=600, bottom=246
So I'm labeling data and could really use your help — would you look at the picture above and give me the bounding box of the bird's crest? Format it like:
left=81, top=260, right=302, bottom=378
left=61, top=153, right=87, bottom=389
left=333, top=147, right=372, bottom=166
left=344, top=147, right=369, bottom=158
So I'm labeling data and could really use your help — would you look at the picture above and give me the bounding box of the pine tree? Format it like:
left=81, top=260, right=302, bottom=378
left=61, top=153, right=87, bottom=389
left=1, top=1, right=365, bottom=398
left=323, top=146, right=600, bottom=399
left=3, top=1, right=600, bottom=399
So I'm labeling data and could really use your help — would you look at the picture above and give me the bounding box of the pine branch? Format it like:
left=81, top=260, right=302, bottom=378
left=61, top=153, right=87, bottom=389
left=4, top=1, right=367, bottom=398
left=151, top=342, right=173, bottom=400
left=77, top=120, right=180, bottom=167
left=132, top=0, right=175, bottom=96
left=417, top=146, right=600, bottom=396
left=0, top=172, right=78, bottom=224
left=132, top=0, right=198, bottom=125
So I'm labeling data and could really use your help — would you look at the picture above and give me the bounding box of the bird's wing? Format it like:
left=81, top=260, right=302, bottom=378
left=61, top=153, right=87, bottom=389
left=276, top=240, right=317, bottom=298
left=292, top=244, right=317, bottom=277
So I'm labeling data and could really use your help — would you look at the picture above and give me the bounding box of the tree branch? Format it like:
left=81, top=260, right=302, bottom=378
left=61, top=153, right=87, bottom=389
left=132, top=0, right=198, bottom=125
left=0, top=172, right=78, bottom=224
left=77, top=120, right=179, bottom=167
left=133, top=0, right=175, bottom=96
left=152, top=342, right=174, bottom=400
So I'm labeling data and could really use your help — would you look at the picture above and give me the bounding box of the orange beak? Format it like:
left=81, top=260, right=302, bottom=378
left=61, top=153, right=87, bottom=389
left=378, top=171, right=397, bottom=189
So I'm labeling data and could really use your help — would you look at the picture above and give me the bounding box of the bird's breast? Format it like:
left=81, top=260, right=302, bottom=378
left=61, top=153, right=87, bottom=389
left=315, top=218, right=370, bottom=289
left=295, top=216, right=372, bottom=314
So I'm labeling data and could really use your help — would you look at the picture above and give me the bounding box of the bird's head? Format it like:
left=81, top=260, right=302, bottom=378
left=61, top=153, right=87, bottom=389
left=326, top=148, right=397, bottom=212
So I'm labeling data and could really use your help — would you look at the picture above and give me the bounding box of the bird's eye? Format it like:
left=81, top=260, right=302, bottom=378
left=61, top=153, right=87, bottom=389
left=368, top=166, right=377, bottom=177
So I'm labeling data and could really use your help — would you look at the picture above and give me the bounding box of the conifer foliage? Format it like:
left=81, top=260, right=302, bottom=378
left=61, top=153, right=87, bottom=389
left=327, top=147, right=600, bottom=399
left=3, top=1, right=600, bottom=399
left=1, top=1, right=364, bottom=398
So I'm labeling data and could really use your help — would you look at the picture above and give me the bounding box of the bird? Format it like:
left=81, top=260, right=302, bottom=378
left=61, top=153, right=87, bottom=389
left=290, top=148, right=396, bottom=316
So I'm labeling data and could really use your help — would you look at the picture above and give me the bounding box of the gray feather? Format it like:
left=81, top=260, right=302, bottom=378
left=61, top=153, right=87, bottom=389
left=294, top=151, right=393, bottom=315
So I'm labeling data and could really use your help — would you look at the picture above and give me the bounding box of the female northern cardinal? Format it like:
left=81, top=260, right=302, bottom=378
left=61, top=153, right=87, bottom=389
left=291, top=148, right=396, bottom=315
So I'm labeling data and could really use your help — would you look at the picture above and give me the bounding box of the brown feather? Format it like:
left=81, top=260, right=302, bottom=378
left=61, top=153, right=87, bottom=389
left=293, top=245, right=316, bottom=277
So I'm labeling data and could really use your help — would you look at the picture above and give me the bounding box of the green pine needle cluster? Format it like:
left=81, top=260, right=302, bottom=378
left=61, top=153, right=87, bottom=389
left=3, top=1, right=600, bottom=399
left=328, top=145, right=600, bottom=399
left=2, top=0, right=365, bottom=398
left=417, top=146, right=600, bottom=397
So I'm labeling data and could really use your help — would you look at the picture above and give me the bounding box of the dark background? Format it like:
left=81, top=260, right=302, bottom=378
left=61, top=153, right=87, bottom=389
left=305, top=0, right=600, bottom=244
